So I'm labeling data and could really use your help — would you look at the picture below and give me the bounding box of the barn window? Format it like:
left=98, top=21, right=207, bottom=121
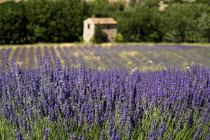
left=88, top=24, right=90, bottom=29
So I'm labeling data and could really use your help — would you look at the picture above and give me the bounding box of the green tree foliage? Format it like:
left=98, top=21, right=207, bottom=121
left=115, top=5, right=162, bottom=42
left=114, top=0, right=210, bottom=43
left=0, top=1, right=28, bottom=44
left=0, top=0, right=210, bottom=44
left=24, top=0, right=87, bottom=43
left=160, top=3, right=210, bottom=42
left=195, top=0, right=210, bottom=6
left=198, top=12, right=210, bottom=42
left=88, top=0, right=125, bottom=17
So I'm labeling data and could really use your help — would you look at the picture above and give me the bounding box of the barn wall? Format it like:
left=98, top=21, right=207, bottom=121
left=83, top=19, right=118, bottom=43
left=101, top=24, right=118, bottom=42
left=83, top=19, right=95, bottom=42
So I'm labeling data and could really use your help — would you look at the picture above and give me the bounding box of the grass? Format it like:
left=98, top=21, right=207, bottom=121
left=0, top=107, right=208, bottom=140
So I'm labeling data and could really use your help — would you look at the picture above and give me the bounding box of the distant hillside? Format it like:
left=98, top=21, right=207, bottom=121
left=85, top=0, right=129, bottom=3
left=0, top=0, right=11, bottom=3
left=0, top=0, right=25, bottom=3
left=0, top=0, right=129, bottom=4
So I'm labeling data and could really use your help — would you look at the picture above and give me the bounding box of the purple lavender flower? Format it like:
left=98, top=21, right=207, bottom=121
left=15, top=131, right=25, bottom=140
left=43, top=127, right=50, bottom=140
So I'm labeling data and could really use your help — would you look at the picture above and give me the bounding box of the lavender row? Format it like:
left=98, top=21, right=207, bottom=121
left=1, top=48, right=11, bottom=70
left=11, top=47, right=20, bottom=63
left=56, top=47, right=71, bottom=67
left=28, top=47, right=35, bottom=69
left=43, top=47, right=54, bottom=67
left=1, top=45, right=210, bottom=71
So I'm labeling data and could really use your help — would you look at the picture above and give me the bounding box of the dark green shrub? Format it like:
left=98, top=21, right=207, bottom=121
left=114, top=33, right=124, bottom=42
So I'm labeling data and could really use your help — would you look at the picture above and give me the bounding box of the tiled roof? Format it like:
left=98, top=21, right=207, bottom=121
left=89, top=18, right=117, bottom=24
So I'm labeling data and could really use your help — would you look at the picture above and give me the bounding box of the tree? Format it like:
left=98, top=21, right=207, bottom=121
left=115, top=5, right=162, bottom=42
left=0, top=1, right=28, bottom=44
left=198, top=12, right=210, bottom=42
left=61, top=0, right=88, bottom=42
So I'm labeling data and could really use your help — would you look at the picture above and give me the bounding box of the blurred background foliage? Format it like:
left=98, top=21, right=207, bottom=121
left=0, top=0, right=210, bottom=44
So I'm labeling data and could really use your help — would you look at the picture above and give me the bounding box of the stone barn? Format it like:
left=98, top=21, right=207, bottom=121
left=83, top=18, right=118, bottom=43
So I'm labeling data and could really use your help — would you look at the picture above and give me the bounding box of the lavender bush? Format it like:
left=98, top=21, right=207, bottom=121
left=0, top=50, right=209, bottom=140
left=1, top=48, right=11, bottom=70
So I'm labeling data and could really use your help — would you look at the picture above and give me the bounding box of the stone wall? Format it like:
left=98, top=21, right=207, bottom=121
left=83, top=19, right=95, bottom=42
left=83, top=19, right=118, bottom=43
left=101, top=24, right=117, bottom=42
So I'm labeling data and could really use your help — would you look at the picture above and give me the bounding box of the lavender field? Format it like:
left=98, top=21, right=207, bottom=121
left=0, top=45, right=210, bottom=140
left=0, top=45, right=210, bottom=71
